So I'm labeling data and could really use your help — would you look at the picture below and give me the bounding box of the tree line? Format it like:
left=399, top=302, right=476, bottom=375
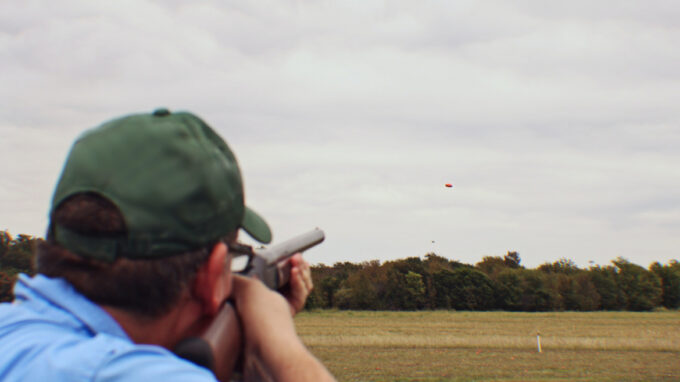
left=2, top=230, right=679, bottom=311
left=306, top=252, right=680, bottom=312
left=0, top=231, right=39, bottom=302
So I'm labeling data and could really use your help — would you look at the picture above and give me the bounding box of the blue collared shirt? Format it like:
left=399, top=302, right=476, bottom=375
left=0, top=274, right=216, bottom=381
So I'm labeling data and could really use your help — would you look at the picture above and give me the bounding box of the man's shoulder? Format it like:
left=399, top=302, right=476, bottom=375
left=0, top=301, right=215, bottom=381
left=93, top=341, right=217, bottom=381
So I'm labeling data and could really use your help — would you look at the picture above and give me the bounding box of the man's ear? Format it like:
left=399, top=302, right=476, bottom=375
left=193, top=242, right=232, bottom=316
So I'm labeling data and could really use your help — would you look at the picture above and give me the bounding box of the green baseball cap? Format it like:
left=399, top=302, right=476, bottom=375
left=49, top=108, right=271, bottom=261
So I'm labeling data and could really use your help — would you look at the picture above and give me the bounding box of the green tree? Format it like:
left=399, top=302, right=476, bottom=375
left=504, top=251, right=522, bottom=269
left=613, top=258, right=662, bottom=311
left=650, top=260, right=680, bottom=309
left=547, top=272, right=601, bottom=311
left=431, top=269, right=455, bottom=309
left=0, top=271, right=15, bottom=303
left=334, top=265, right=380, bottom=310
left=305, top=265, right=338, bottom=309
left=539, top=258, right=580, bottom=275
left=422, top=254, right=468, bottom=308
left=518, top=270, right=553, bottom=311
left=402, top=271, right=426, bottom=310
left=589, top=265, right=627, bottom=310
left=316, top=276, right=341, bottom=308
left=476, top=256, right=507, bottom=278
left=432, top=268, right=494, bottom=310
left=308, top=261, right=363, bottom=309
left=380, top=263, right=416, bottom=310
left=0, top=231, right=11, bottom=259
left=492, top=268, right=523, bottom=310
left=571, top=272, right=601, bottom=311
left=0, top=231, right=39, bottom=302
left=0, top=233, right=37, bottom=272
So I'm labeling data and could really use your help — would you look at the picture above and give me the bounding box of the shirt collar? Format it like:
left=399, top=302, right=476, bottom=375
left=15, top=274, right=130, bottom=340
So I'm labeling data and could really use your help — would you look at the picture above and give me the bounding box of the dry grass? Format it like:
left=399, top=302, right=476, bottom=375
left=295, top=311, right=680, bottom=381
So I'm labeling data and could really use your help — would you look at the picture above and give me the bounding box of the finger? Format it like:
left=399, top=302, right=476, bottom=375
left=295, top=260, right=312, bottom=292
left=289, top=253, right=303, bottom=266
left=291, top=267, right=309, bottom=298
left=286, top=268, right=303, bottom=314
left=302, top=263, right=313, bottom=291
left=289, top=255, right=310, bottom=288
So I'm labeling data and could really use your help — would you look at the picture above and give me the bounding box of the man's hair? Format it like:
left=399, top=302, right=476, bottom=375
left=36, top=193, right=221, bottom=318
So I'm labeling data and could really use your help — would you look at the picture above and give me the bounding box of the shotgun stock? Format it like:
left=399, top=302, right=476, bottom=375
left=174, top=228, right=325, bottom=381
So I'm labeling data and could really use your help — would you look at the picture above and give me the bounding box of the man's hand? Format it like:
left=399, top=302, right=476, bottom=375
left=284, top=253, right=313, bottom=315
left=231, top=275, right=298, bottom=346
left=230, top=275, right=335, bottom=382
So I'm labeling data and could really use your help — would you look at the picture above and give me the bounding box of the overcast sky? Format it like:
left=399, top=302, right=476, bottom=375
left=1, top=0, right=679, bottom=269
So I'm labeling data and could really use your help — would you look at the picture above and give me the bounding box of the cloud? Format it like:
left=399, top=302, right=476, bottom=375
left=1, top=0, right=678, bottom=269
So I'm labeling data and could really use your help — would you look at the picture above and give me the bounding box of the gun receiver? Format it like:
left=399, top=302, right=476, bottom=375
left=242, top=228, right=325, bottom=290
left=174, top=228, right=325, bottom=381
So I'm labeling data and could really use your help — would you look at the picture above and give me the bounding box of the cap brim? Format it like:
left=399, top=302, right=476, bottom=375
left=242, top=206, right=272, bottom=244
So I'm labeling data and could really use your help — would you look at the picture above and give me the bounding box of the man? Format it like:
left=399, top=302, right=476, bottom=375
left=0, top=108, right=335, bottom=381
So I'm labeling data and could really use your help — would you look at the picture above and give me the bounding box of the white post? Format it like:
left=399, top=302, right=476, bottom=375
left=536, top=332, right=542, bottom=353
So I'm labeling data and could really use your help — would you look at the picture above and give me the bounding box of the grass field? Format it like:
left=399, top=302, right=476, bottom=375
left=294, top=310, right=680, bottom=381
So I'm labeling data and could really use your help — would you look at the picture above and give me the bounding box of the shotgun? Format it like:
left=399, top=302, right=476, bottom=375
left=173, top=228, right=325, bottom=381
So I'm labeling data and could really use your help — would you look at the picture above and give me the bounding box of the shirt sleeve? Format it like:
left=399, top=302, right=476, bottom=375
left=94, top=345, right=218, bottom=382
